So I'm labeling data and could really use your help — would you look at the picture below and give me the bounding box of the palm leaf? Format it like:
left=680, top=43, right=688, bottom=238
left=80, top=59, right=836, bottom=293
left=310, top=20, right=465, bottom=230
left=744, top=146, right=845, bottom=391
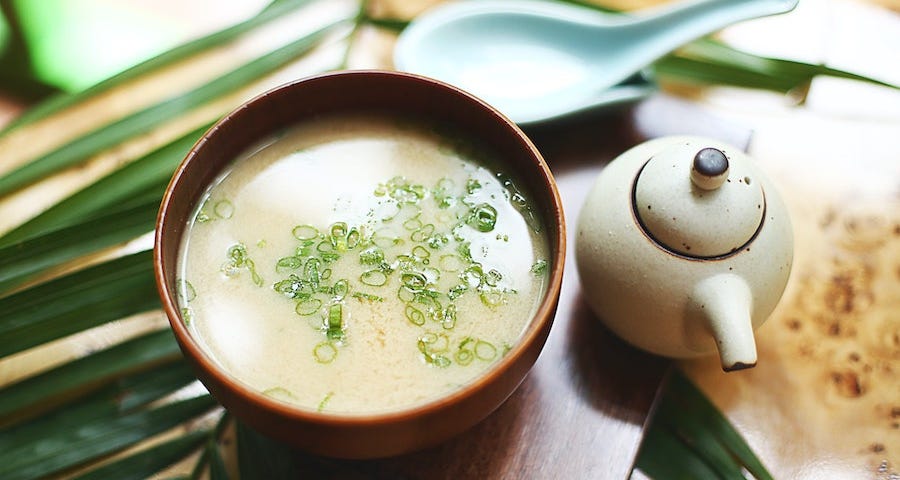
left=0, top=395, right=216, bottom=480
left=634, top=371, right=774, bottom=480
left=0, top=361, right=197, bottom=448
left=0, top=0, right=316, bottom=133
left=0, top=123, right=208, bottom=245
left=0, top=359, right=206, bottom=480
left=0, top=200, right=158, bottom=293
left=0, top=328, right=178, bottom=422
left=0, top=251, right=159, bottom=358
left=663, top=371, right=774, bottom=480
left=655, top=38, right=898, bottom=97
left=636, top=421, right=724, bottom=480
left=0, top=19, right=344, bottom=198
left=72, top=429, right=210, bottom=480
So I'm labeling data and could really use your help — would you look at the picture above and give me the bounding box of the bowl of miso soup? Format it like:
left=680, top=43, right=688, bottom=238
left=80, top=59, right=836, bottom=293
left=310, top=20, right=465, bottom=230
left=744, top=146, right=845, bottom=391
left=154, top=70, right=565, bottom=458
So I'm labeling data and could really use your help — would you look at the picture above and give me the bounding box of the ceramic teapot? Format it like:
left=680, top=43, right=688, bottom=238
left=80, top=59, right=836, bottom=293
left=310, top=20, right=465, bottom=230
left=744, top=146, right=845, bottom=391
left=575, top=136, right=793, bottom=371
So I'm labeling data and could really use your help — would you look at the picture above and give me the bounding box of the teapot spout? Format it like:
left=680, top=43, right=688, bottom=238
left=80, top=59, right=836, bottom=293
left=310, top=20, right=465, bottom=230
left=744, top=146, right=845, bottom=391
left=692, top=274, right=757, bottom=371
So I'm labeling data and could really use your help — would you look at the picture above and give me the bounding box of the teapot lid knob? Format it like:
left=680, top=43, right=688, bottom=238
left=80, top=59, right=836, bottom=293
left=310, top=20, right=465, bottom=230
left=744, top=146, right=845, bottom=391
left=691, top=148, right=729, bottom=190
left=633, top=142, right=765, bottom=258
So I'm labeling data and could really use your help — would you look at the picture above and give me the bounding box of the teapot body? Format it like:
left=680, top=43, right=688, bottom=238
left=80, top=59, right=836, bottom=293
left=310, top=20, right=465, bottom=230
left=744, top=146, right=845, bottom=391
left=575, top=136, right=793, bottom=363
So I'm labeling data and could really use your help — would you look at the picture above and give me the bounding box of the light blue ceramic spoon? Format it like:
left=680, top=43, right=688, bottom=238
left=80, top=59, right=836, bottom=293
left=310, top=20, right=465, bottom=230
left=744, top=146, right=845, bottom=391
left=395, top=0, right=798, bottom=126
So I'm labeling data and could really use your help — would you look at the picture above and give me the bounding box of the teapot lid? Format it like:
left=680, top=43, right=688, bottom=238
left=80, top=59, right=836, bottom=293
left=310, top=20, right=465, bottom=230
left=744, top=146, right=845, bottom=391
left=633, top=143, right=764, bottom=258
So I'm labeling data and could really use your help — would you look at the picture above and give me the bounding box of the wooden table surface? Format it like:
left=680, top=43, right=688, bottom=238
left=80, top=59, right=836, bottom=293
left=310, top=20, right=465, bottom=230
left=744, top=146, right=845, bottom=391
left=0, top=0, right=898, bottom=479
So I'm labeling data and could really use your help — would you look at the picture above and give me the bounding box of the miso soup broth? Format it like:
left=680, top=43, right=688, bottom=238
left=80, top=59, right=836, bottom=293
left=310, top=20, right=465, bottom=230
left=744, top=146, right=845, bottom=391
left=177, top=114, right=550, bottom=414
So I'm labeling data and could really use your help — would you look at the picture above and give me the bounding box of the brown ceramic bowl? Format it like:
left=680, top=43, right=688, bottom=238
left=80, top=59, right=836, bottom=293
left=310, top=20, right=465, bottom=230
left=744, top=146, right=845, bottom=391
left=154, top=70, right=565, bottom=459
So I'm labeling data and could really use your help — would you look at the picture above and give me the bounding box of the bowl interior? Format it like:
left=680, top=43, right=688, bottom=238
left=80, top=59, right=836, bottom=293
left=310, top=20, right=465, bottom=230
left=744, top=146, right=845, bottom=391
left=154, top=70, right=565, bottom=428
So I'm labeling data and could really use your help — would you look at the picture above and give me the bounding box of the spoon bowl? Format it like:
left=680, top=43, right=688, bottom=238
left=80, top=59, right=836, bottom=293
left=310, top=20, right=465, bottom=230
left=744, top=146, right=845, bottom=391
left=395, top=0, right=798, bottom=126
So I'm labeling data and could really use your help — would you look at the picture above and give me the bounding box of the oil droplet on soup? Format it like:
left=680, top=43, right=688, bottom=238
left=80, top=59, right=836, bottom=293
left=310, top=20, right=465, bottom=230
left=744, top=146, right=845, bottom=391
left=178, top=114, right=549, bottom=414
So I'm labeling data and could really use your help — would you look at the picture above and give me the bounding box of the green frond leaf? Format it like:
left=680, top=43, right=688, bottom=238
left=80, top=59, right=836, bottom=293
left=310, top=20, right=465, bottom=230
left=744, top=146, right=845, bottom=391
left=0, top=0, right=317, bottom=133
left=0, top=19, right=345, bottom=197
left=0, top=200, right=158, bottom=293
left=72, top=429, right=210, bottom=480
left=0, top=123, right=208, bottom=246
left=0, top=394, right=216, bottom=480
left=0, top=361, right=196, bottom=451
left=635, top=371, right=774, bottom=480
left=0, top=250, right=159, bottom=358
left=0, top=327, right=179, bottom=422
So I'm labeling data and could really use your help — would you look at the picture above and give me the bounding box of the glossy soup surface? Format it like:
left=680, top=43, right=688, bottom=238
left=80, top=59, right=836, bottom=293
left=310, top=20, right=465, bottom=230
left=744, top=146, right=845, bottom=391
left=177, top=114, right=549, bottom=414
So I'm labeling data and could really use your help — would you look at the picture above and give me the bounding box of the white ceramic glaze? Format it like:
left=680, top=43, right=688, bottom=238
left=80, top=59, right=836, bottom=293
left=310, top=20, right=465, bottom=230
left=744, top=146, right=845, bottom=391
left=575, top=136, right=793, bottom=371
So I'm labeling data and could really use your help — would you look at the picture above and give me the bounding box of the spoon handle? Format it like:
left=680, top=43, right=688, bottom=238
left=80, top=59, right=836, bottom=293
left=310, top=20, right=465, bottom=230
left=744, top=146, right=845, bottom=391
left=611, top=0, right=798, bottom=82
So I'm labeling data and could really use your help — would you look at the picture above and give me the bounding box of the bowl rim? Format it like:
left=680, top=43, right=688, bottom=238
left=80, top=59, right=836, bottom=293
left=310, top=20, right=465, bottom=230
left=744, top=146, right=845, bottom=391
left=153, top=69, right=566, bottom=428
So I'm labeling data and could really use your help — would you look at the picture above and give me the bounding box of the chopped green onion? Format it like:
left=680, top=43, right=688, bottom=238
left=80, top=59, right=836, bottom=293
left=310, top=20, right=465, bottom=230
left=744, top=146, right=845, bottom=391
left=448, top=283, right=467, bottom=300
left=474, top=340, right=497, bottom=361
left=485, top=269, right=502, bottom=287
left=454, top=348, right=473, bottom=365
left=304, top=258, right=321, bottom=287
left=418, top=332, right=451, bottom=366
left=468, top=203, right=498, bottom=232
left=292, top=225, right=319, bottom=241
left=397, top=285, right=416, bottom=303
left=403, top=215, right=423, bottom=231
left=440, top=304, right=457, bottom=330
left=359, top=246, right=384, bottom=265
left=401, top=272, right=427, bottom=290
left=480, top=290, right=505, bottom=309
left=276, top=256, right=303, bottom=271
left=462, top=264, right=484, bottom=288
left=330, top=222, right=348, bottom=247
left=411, top=245, right=431, bottom=260
left=213, top=200, right=234, bottom=219
left=372, top=229, right=402, bottom=248
left=422, top=267, right=440, bottom=284
left=332, top=279, right=349, bottom=300
left=273, top=274, right=300, bottom=297
left=437, top=178, right=455, bottom=190
left=176, top=278, right=196, bottom=302
left=375, top=201, right=400, bottom=221
left=411, top=224, right=435, bottom=242
left=313, top=342, right=337, bottom=363
left=405, top=304, right=425, bottom=326
left=249, top=267, right=264, bottom=287
left=346, top=227, right=361, bottom=249
left=317, top=392, right=334, bottom=412
left=456, top=242, right=473, bottom=262
left=426, top=233, right=449, bottom=249
left=531, top=259, right=548, bottom=275
left=360, top=269, right=387, bottom=287
left=228, top=244, right=247, bottom=263
left=223, top=243, right=263, bottom=286
left=466, top=178, right=481, bottom=194
left=295, top=298, right=322, bottom=316
left=352, top=292, right=384, bottom=302
left=180, top=307, right=194, bottom=325
left=431, top=355, right=451, bottom=368
left=418, top=333, right=435, bottom=349
left=326, top=303, right=344, bottom=341
left=263, top=388, right=298, bottom=409
left=295, top=240, right=316, bottom=257
left=320, top=252, right=340, bottom=263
